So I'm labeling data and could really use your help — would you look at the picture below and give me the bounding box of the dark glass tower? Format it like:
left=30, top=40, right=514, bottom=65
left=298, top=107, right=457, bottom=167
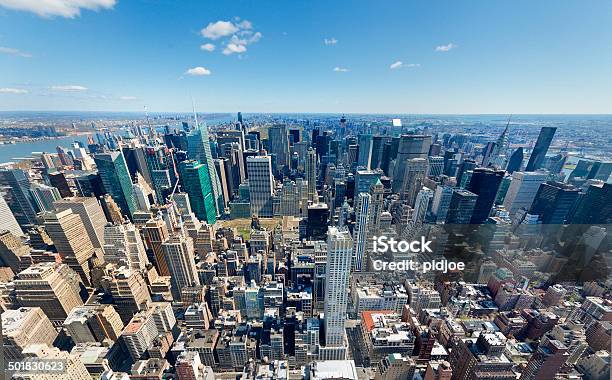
left=467, top=168, right=505, bottom=223
left=94, top=151, right=137, bottom=218
left=445, top=189, right=478, bottom=224
left=525, top=127, right=556, bottom=171
left=570, top=182, right=611, bottom=224
left=178, top=160, right=216, bottom=224
left=529, top=181, right=580, bottom=224
left=506, top=147, right=524, bottom=174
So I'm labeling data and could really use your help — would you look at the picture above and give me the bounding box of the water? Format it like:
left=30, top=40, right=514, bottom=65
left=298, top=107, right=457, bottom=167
left=0, top=135, right=92, bottom=164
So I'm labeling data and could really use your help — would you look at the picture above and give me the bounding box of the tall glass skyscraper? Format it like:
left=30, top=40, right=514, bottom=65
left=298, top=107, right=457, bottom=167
left=94, top=151, right=137, bottom=218
left=467, top=168, right=506, bottom=223
left=0, top=168, right=38, bottom=228
left=187, top=124, right=224, bottom=216
left=178, top=160, right=216, bottom=225
left=525, top=127, right=557, bottom=172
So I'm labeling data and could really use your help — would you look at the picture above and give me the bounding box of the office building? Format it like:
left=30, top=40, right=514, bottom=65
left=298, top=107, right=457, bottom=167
left=30, top=183, right=61, bottom=212
left=392, top=135, right=432, bottom=193
left=162, top=235, right=200, bottom=299
left=0, top=168, right=38, bottom=227
left=101, top=267, right=152, bottom=324
left=529, top=181, right=580, bottom=224
left=446, top=189, right=478, bottom=224
left=54, top=197, right=106, bottom=248
left=187, top=124, right=224, bottom=215
left=268, top=124, right=290, bottom=169
left=44, top=208, right=95, bottom=285
left=94, top=151, right=137, bottom=218
left=305, top=147, right=317, bottom=202
left=179, top=160, right=216, bottom=224
left=322, top=227, right=353, bottom=359
left=103, top=222, right=149, bottom=271
left=0, top=195, right=23, bottom=236
left=1, top=307, right=58, bottom=360
left=357, top=134, right=374, bottom=169
left=352, top=192, right=371, bottom=272
left=525, top=127, right=557, bottom=172
left=14, top=262, right=83, bottom=324
left=64, top=304, right=124, bottom=344
left=143, top=216, right=170, bottom=276
left=467, top=168, right=505, bottom=223
left=247, top=156, right=275, bottom=217
left=503, top=171, right=548, bottom=216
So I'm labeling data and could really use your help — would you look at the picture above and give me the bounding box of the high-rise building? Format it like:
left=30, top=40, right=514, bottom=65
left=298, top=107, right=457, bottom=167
left=30, top=183, right=61, bottom=212
left=179, top=160, right=217, bottom=224
left=357, top=134, right=374, bottom=169
left=413, top=187, right=434, bottom=224
left=214, top=157, right=232, bottom=208
left=268, top=124, right=290, bottom=169
left=427, top=156, right=444, bottom=177
left=503, top=171, right=548, bottom=216
left=401, top=158, right=428, bottom=205
left=187, top=124, right=224, bottom=216
left=571, top=182, right=611, bottom=224
left=94, top=151, right=137, bottom=218
left=352, top=193, right=371, bottom=272
left=101, top=267, right=151, bottom=324
left=54, top=197, right=106, bottom=248
left=0, top=195, right=23, bottom=236
left=456, top=159, right=477, bottom=188
left=305, top=147, right=317, bottom=202
left=15, top=344, right=92, bottom=380
left=162, top=235, right=200, bottom=299
left=529, top=181, right=580, bottom=224
left=0, top=168, right=38, bottom=227
left=44, top=209, right=95, bottom=285
left=247, top=156, right=275, bottom=217
left=323, top=227, right=353, bottom=359
left=446, top=189, right=478, bottom=224
left=525, top=127, right=557, bottom=172
left=14, top=262, right=83, bottom=324
left=506, top=147, right=524, bottom=174
left=143, top=216, right=170, bottom=276
left=467, top=168, right=505, bottom=224
left=1, top=307, right=58, bottom=360
left=144, top=145, right=178, bottom=204
left=103, top=222, right=149, bottom=271
left=432, top=185, right=453, bottom=224
left=520, top=338, right=568, bottom=380
left=63, top=304, right=124, bottom=343
left=392, top=135, right=432, bottom=193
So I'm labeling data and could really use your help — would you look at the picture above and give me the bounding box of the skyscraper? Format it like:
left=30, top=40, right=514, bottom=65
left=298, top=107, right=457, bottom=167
left=0, top=195, right=23, bottom=236
left=392, top=135, right=432, bottom=193
left=352, top=192, right=371, bottom=272
left=0, top=168, right=38, bottom=228
left=446, top=189, right=478, bottom=224
left=529, top=181, right=580, bottom=224
left=268, top=124, right=290, bottom=169
left=143, top=216, right=170, bottom=276
left=323, top=227, right=353, bottom=359
left=30, top=183, right=61, bottom=212
left=525, top=127, right=557, bottom=172
left=54, top=197, right=107, bottom=249
left=144, top=145, right=178, bottom=204
left=467, top=168, right=505, bottom=223
left=247, top=156, right=275, bottom=217
left=571, top=182, right=611, bottom=224
left=44, top=209, right=95, bottom=285
left=506, top=147, right=524, bottom=174
left=401, top=158, right=428, bottom=206
left=187, top=124, right=224, bottom=216
left=305, top=147, right=317, bottom=202
left=1, top=307, right=58, bottom=361
left=14, top=262, right=83, bottom=324
left=94, top=151, right=137, bottom=218
left=503, top=171, right=548, bottom=216
left=357, top=134, right=374, bottom=169
left=103, top=222, right=149, bottom=271
left=162, top=235, right=201, bottom=299
left=178, top=160, right=217, bottom=225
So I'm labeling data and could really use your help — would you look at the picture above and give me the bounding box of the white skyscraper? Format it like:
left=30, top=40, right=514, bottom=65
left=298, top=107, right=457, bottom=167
left=247, top=156, right=275, bottom=217
left=322, top=227, right=353, bottom=359
left=503, top=171, right=548, bottom=215
left=162, top=235, right=200, bottom=299
left=305, top=147, right=317, bottom=202
left=413, top=187, right=434, bottom=224
left=352, top=193, right=371, bottom=272
left=54, top=197, right=106, bottom=249
left=30, top=183, right=61, bottom=212
left=103, top=222, right=149, bottom=271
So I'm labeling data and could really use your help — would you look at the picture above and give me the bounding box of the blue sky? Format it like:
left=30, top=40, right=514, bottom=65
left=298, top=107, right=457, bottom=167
left=0, top=0, right=611, bottom=113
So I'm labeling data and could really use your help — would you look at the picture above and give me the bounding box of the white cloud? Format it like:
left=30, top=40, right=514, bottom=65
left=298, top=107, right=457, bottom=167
left=333, top=67, right=349, bottom=72
left=324, top=37, right=338, bottom=45
left=0, top=0, right=116, bottom=18
left=201, top=20, right=239, bottom=40
left=390, top=61, right=420, bottom=69
left=435, top=43, right=457, bottom=52
left=120, top=96, right=137, bottom=100
left=51, top=85, right=88, bottom=91
left=185, top=66, right=211, bottom=76
left=0, top=87, right=28, bottom=94
left=200, top=19, right=262, bottom=57
left=200, top=43, right=215, bottom=52
left=0, top=46, right=32, bottom=58
left=223, top=43, right=247, bottom=55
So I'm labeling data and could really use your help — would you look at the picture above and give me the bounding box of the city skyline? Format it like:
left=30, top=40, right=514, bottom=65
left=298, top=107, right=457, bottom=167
left=1, top=1, right=612, bottom=113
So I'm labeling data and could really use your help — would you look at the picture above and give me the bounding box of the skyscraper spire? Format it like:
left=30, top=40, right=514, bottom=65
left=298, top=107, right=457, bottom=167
left=496, top=115, right=511, bottom=150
